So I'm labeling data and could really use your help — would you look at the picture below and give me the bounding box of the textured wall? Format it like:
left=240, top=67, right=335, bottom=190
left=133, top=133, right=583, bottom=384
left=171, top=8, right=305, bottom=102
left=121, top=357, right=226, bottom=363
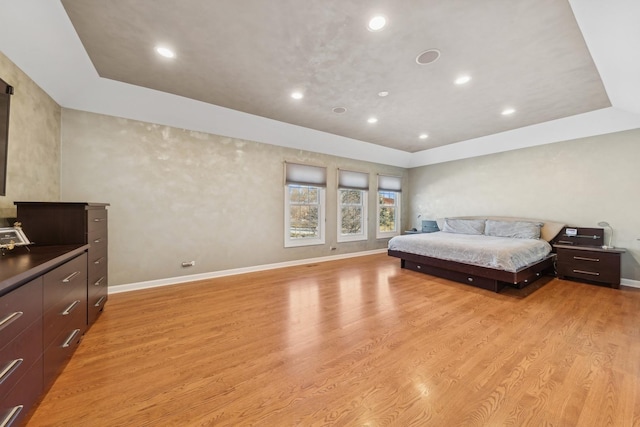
left=409, top=129, right=640, bottom=281
left=0, top=52, right=60, bottom=221
left=60, top=109, right=407, bottom=286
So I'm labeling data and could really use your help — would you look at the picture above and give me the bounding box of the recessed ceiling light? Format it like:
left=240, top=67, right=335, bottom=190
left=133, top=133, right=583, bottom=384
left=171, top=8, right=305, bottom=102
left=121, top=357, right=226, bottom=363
left=368, top=15, right=387, bottom=32
left=378, top=91, right=389, bottom=97
left=332, top=107, right=347, bottom=114
left=367, top=117, right=378, bottom=124
left=155, top=46, right=176, bottom=59
left=501, top=108, right=516, bottom=115
left=455, top=75, right=471, bottom=85
left=416, top=49, right=440, bottom=65
left=291, top=91, right=304, bottom=100
left=419, top=134, right=429, bottom=140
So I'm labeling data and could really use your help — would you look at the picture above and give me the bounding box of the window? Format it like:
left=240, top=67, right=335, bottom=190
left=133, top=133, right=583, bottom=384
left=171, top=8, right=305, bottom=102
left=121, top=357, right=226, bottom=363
left=284, top=162, right=326, bottom=247
left=377, top=175, right=402, bottom=238
left=337, top=169, right=369, bottom=242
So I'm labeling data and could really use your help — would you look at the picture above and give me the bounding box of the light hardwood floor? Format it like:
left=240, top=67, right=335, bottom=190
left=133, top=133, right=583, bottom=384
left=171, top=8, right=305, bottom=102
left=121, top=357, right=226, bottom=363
left=27, top=253, right=640, bottom=426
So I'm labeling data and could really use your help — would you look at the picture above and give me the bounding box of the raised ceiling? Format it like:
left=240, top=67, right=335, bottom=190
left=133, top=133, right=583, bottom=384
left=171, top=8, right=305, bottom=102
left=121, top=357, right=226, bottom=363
left=60, top=0, right=609, bottom=153
left=1, top=1, right=639, bottom=168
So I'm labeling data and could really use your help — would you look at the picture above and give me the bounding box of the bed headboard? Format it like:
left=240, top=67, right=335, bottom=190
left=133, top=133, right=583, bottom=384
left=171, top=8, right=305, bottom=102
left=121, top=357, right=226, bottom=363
left=436, top=216, right=566, bottom=242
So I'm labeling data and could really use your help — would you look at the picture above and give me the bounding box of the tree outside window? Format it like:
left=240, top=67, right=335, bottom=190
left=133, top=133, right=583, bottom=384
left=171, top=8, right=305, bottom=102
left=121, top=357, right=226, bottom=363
left=289, top=185, right=320, bottom=239
left=378, top=190, right=399, bottom=236
left=338, top=189, right=367, bottom=242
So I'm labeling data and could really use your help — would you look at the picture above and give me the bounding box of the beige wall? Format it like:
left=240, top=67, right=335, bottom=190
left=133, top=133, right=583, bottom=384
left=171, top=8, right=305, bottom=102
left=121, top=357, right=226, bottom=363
left=409, top=129, right=640, bottom=281
left=0, top=52, right=60, bottom=221
left=5, top=48, right=637, bottom=285
left=60, top=109, right=407, bottom=286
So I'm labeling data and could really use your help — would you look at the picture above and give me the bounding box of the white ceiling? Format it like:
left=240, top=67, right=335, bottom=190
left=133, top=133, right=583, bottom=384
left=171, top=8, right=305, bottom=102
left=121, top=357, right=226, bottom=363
left=0, top=0, right=639, bottom=168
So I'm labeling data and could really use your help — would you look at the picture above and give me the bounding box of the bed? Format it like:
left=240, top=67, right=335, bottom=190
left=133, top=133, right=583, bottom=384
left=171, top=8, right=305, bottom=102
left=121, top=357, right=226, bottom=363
left=388, top=217, right=565, bottom=292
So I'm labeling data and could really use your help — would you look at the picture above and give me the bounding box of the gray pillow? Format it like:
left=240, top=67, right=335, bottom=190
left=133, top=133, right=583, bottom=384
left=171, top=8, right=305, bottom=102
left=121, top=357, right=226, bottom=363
left=485, top=220, right=542, bottom=239
left=441, top=218, right=486, bottom=235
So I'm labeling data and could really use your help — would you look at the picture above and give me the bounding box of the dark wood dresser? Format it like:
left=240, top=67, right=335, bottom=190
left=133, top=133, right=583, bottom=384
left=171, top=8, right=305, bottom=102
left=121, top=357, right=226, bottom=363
left=15, top=202, right=109, bottom=326
left=1, top=245, right=88, bottom=427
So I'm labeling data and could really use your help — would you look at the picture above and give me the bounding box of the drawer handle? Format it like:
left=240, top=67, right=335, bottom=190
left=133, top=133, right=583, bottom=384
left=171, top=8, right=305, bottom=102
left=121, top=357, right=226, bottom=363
left=93, top=238, right=103, bottom=243
left=62, top=329, right=81, bottom=348
left=573, top=269, right=600, bottom=276
left=94, top=296, right=107, bottom=307
left=0, top=311, right=23, bottom=332
left=0, top=405, right=23, bottom=427
left=62, top=300, right=81, bottom=316
left=573, top=256, right=599, bottom=262
left=93, top=257, right=105, bottom=265
left=62, top=271, right=81, bottom=283
left=93, top=218, right=106, bottom=222
left=94, top=276, right=106, bottom=286
left=0, top=358, right=23, bottom=385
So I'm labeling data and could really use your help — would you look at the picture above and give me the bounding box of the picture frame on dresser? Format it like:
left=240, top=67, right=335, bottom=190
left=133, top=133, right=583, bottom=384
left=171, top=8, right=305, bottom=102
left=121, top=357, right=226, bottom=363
left=0, top=226, right=30, bottom=249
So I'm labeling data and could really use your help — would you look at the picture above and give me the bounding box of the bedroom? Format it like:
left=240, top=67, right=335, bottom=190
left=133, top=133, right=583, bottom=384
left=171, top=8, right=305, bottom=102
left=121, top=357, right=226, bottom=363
left=1, top=0, right=639, bottom=425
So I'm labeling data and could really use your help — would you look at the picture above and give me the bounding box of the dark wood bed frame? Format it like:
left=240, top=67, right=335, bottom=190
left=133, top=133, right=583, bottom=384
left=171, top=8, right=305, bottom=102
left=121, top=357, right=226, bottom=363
left=388, top=249, right=556, bottom=293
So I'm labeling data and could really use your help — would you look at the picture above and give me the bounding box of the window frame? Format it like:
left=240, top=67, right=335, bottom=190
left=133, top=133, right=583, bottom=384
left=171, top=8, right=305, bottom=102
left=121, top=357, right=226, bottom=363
left=337, top=188, right=368, bottom=243
left=284, top=162, right=327, bottom=248
left=376, top=174, right=402, bottom=239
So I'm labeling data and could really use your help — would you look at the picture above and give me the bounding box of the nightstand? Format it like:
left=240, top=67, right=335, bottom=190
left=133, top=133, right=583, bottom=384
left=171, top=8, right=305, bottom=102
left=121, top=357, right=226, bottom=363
left=554, top=244, right=625, bottom=289
left=404, top=230, right=422, bottom=235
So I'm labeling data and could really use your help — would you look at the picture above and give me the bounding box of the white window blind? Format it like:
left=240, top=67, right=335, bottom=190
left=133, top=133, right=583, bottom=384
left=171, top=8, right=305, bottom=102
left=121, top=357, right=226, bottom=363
left=285, top=162, right=327, bottom=187
left=377, top=174, right=402, bottom=192
left=338, top=169, right=369, bottom=190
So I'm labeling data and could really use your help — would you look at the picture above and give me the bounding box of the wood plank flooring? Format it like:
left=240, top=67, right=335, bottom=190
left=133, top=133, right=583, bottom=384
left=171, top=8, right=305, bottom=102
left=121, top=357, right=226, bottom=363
left=26, top=253, right=640, bottom=426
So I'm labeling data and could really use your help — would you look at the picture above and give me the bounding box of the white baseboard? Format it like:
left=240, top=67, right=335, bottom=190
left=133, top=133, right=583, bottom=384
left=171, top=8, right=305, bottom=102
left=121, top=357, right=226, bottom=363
left=109, top=248, right=388, bottom=295
left=621, top=278, right=640, bottom=289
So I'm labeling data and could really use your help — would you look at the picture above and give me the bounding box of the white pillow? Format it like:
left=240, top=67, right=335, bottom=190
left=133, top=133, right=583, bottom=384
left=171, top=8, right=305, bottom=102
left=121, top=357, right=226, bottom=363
left=485, top=220, right=542, bottom=239
left=441, top=218, right=486, bottom=235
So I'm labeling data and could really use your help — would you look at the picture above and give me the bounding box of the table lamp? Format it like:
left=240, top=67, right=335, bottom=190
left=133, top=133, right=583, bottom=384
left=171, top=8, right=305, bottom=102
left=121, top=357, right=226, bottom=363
left=597, top=221, right=613, bottom=249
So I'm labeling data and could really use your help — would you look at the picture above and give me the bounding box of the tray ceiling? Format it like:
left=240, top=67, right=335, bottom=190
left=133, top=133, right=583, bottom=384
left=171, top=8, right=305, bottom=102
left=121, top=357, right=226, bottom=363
left=60, top=0, right=610, bottom=153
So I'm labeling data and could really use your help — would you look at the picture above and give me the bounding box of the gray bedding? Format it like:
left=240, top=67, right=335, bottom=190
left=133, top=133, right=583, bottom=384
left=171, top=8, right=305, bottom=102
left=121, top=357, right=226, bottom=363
left=388, top=231, right=552, bottom=273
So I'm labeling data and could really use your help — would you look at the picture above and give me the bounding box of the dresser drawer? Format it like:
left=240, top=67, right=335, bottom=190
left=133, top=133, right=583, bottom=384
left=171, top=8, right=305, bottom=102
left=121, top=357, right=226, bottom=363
left=88, top=282, right=108, bottom=326
left=44, top=325, right=83, bottom=389
left=0, top=319, right=42, bottom=401
left=0, top=278, right=42, bottom=352
left=88, top=246, right=108, bottom=281
left=0, top=356, right=42, bottom=427
left=88, top=230, right=107, bottom=252
left=43, top=253, right=87, bottom=311
left=87, top=209, right=107, bottom=233
left=43, top=288, right=86, bottom=350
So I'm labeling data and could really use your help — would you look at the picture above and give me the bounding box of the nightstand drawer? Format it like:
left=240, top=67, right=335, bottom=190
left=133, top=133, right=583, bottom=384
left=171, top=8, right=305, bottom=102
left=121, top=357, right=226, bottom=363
left=557, top=247, right=618, bottom=265
left=557, top=263, right=618, bottom=284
